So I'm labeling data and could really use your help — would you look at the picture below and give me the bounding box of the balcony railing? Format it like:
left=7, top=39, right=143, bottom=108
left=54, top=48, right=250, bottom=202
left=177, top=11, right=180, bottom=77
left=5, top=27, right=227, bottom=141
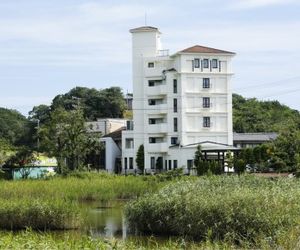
left=157, top=50, right=169, bottom=57
left=148, top=142, right=168, bottom=152
left=148, top=123, right=168, bottom=133
left=147, top=84, right=168, bottom=95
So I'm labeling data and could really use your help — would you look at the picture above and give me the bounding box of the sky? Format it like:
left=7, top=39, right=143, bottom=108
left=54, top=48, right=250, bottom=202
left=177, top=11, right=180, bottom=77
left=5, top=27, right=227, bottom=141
left=0, top=0, right=300, bottom=116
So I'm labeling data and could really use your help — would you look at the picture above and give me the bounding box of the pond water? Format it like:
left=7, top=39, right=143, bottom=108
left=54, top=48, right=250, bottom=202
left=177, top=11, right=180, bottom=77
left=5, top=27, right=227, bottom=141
left=59, top=200, right=172, bottom=244
left=80, top=200, right=128, bottom=239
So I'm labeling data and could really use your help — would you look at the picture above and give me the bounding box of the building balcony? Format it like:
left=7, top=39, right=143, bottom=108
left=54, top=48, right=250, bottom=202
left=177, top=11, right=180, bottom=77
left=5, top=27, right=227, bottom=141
left=144, top=67, right=165, bottom=78
left=148, top=142, right=168, bottom=153
left=148, top=123, right=168, bottom=133
left=147, top=104, right=168, bottom=114
left=147, top=84, right=168, bottom=95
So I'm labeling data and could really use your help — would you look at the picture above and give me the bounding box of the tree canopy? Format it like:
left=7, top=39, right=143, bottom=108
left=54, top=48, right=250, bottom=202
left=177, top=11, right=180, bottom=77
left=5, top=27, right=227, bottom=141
left=39, top=107, right=102, bottom=174
left=233, top=94, right=300, bottom=133
left=50, top=86, right=127, bottom=121
left=0, top=108, right=35, bottom=147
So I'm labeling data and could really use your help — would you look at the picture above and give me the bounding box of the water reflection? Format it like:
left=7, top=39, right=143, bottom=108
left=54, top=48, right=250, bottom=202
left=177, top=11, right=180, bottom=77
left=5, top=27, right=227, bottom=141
left=80, top=201, right=129, bottom=239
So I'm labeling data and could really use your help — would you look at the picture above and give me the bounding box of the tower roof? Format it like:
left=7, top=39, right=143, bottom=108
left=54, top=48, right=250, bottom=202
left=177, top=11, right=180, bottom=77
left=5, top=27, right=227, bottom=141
left=178, top=45, right=235, bottom=55
left=129, top=26, right=160, bottom=33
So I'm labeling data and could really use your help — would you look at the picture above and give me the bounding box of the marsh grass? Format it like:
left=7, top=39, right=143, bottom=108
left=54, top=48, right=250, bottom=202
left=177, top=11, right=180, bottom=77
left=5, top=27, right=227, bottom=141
left=125, top=175, right=300, bottom=246
left=0, top=199, right=80, bottom=230
left=0, top=172, right=166, bottom=231
left=0, top=172, right=163, bottom=202
left=0, top=230, right=235, bottom=250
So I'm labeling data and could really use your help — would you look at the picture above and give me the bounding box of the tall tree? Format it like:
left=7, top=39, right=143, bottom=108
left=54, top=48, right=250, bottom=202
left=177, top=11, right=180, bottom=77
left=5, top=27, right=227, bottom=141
left=0, top=108, right=34, bottom=147
left=136, top=145, right=144, bottom=172
left=39, top=107, right=102, bottom=173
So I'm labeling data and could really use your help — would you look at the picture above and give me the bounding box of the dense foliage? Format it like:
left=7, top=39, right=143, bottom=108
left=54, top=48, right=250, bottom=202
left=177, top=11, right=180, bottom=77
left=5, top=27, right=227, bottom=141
left=233, top=93, right=300, bottom=133
left=30, top=86, right=127, bottom=123
left=39, top=107, right=102, bottom=173
left=0, top=108, right=34, bottom=146
left=235, top=130, right=300, bottom=172
left=126, top=176, right=300, bottom=245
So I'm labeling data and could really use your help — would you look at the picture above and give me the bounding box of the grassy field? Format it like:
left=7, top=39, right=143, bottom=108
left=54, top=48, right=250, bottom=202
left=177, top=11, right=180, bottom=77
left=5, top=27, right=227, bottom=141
left=125, top=175, right=300, bottom=248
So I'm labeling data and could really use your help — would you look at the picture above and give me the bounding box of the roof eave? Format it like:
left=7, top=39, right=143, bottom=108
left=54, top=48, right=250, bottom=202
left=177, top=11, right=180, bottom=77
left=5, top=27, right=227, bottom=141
left=171, top=51, right=236, bottom=57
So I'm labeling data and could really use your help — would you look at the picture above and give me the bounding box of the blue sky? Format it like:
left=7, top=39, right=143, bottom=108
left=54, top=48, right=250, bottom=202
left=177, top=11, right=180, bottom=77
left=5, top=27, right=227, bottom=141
left=0, top=0, right=300, bottom=115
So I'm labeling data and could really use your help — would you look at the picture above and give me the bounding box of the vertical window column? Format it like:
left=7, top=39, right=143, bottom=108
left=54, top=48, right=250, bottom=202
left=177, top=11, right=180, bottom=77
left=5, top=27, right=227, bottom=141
left=173, top=117, right=178, bottom=132
left=150, top=157, right=155, bottom=169
left=173, top=79, right=177, bottom=93
left=173, top=98, right=177, bottom=113
left=129, top=157, right=133, bottom=169
left=124, top=158, right=128, bottom=170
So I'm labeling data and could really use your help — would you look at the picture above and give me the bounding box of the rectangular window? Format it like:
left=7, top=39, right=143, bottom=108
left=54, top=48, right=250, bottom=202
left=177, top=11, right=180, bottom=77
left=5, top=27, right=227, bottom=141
left=148, top=80, right=155, bottom=86
left=203, top=59, right=209, bottom=68
left=124, top=157, right=128, bottom=170
left=203, top=78, right=210, bottom=89
left=203, top=97, right=210, bottom=108
left=149, top=118, right=156, bottom=124
left=149, top=137, right=156, bottom=143
left=165, top=160, right=168, bottom=170
left=171, top=137, right=178, bottom=145
left=125, top=138, right=134, bottom=148
left=148, top=99, right=156, bottom=105
left=173, top=98, right=177, bottom=113
left=194, top=58, right=200, bottom=68
left=173, top=160, right=178, bottom=169
left=148, top=62, right=154, bottom=68
left=168, top=160, right=172, bottom=170
left=212, top=59, right=218, bottom=68
left=187, top=160, right=193, bottom=170
left=173, top=79, right=177, bottom=93
left=129, top=157, right=133, bottom=169
left=173, top=117, right=178, bottom=132
left=150, top=157, right=155, bottom=169
left=203, top=117, right=211, bottom=128
left=126, top=120, right=134, bottom=130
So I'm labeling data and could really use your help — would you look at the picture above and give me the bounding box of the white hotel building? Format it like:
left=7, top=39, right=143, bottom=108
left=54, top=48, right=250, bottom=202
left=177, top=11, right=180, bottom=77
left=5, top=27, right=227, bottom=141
left=122, top=26, right=236, bottom=172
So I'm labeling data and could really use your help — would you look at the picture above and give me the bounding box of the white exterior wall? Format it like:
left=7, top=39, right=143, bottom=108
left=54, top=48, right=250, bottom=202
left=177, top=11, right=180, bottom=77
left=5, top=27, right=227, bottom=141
left=122, top=26, right=234, bottom=171
left=100, top=137, right=121, bottom=173
left=86, top=119, right=126, bottom=135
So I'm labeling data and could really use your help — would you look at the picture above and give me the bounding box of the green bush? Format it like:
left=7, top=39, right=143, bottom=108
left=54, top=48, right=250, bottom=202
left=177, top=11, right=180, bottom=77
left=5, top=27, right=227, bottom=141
left=125, top=176, right=300, bottom=244
left=0, top=199, right=80, bottom=230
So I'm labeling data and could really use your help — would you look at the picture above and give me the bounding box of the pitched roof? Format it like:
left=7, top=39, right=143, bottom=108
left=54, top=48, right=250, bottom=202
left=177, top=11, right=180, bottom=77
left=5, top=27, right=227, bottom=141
left=179, top=45, right=235, bottom=55
left=102, top=127, right=125, bottom=140
left=233, top=132, right=278, bottom=142
left=129, top=26, right=160, bottom=33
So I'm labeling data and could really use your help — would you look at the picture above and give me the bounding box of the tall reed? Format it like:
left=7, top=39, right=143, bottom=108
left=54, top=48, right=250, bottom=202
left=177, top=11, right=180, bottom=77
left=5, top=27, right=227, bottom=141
left=125, top=175, right=300, bottom=245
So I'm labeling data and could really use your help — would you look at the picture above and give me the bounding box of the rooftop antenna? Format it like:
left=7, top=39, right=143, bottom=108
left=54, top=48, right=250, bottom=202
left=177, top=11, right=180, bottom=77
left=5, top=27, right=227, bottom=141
left=144, top=11, right=147, bottom=26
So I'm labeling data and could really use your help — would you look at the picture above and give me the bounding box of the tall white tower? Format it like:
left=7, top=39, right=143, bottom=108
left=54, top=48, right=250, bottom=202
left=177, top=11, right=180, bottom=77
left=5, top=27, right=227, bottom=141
left=129, top=27, right=162, bottom=160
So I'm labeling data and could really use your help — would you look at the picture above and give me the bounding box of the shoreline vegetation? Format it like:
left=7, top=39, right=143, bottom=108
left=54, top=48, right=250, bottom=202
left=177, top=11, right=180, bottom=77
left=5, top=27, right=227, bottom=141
left=125, top=175, right=300, bottom=248
left=0, top=172, right=171, bottom=230
left=1, top=172, right=300, bottom=248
